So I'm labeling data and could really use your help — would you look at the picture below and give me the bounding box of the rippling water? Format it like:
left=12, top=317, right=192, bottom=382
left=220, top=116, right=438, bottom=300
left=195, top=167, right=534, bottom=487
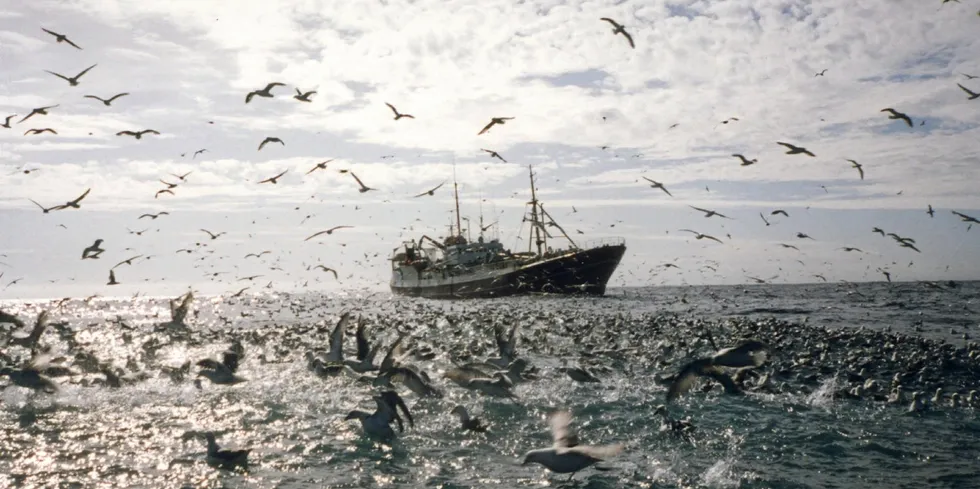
left=2, top=282, right=979, bottom=488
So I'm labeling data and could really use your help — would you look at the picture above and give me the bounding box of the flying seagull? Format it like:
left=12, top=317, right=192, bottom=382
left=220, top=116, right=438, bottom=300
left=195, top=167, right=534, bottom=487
left=84, top=93, right=129, bottom=106
left=776, top=142, right=815, bottom=157
left=257, top=170, right=288, bottom=184
left=951, top=210, right=980, bottom=224
left=522, top=410, right=623, bottom=479
left=689, top=206, right=731, bottom=219
left=846, top=159, right=864, bottom=180
left=18, top=105, right=58, bottom=124
left=642, top=177, right=672, bottom=196
left=60, top=188, right=91, bottom=209
left=245, top=82, right=285, bottom=103
left=927, top=205, right=934, bottom=218
left=82, top=239, right=105, bottom=259
left=477, top=117, right=514, bottom=135
left=350, top=172, right=375, bottom=193
left=413, top=181, right=446, bottom=198
left=41, top=28, right=82, bottom=49
left=294, top=88, right=316, bottom=102
left=1, top=114, right=14, bottom=128
left=771, top=209, right=789, bottom=217
left=24, top=128, right=57, bottom=135
left=679, top=229, right=724, bottom=244
left=599, top=18, right=635, bottom=49
left=258, top=137, right=284, bottom=151
left=881, top=108, right=913, bottom=128
left=29, top=199, right=65, bottom=213
left=304, top=226, right=352, bottom=241
left=956, top=83, right=980, bottom=100
left=313, top=265, right=339, bottom=280
left=481, top=149, right=507, bottom=163
left=385, top=102, right=414, bottom=120
left=305, top=159, right=334, bottom=175
left=732, top=154, right=757, bottom=166
left=45, top=64, right=97, bottom=86
left=815, top=69, right=828, bottom=76
left=200, top=229, right=226, bottom=240
left=345, top=390, right=414, bottom=442
left=116, top=129, right=159, bottom=139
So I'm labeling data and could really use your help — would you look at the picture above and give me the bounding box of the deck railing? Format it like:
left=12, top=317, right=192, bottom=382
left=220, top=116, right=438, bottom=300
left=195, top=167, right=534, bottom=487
left=577, top=237, right=626, bottom=250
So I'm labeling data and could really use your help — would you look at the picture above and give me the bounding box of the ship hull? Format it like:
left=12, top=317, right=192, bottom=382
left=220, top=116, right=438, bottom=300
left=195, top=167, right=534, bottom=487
left=390, top=243, right=626, bottom=299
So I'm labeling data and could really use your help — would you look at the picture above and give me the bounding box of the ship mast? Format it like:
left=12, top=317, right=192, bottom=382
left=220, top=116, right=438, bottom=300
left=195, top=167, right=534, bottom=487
left=528, top=164, right=544, bottom=256
left=453, top=157, right=462, bottom=238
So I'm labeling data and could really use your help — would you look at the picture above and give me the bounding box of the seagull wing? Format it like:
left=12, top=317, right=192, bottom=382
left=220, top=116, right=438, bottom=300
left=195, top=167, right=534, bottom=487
left=599, top=17, right=621, bottom=29
left=564, top=443, right=624, bottom=460
left=75, top=64, right=97, bottom=80
left=385, top=102, right=399, bottom=116
left=45, top=71, right=71, bottom=82
left=304, top=230, right=329, bottom=241
left=350, top=172, right=368, bottom=188
left=72, top=188, right=91, bottom=204
left=326, top=311, right=350, bottom=363
left=549, top=410, right=578, bottom=447
left=107, top=93, right=129, bottom=102
left=621, top=29, right=635, bottom=48
left=477, top=120, right=496, bottom=135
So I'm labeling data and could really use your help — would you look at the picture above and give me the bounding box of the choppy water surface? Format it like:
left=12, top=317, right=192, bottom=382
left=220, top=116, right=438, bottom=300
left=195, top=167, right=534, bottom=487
left=2, top=282, right=979, bottom=488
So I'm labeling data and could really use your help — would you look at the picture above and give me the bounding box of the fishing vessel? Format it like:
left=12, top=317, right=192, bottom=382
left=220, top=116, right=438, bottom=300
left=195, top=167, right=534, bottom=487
left=389, top=165, right=626, bottom=299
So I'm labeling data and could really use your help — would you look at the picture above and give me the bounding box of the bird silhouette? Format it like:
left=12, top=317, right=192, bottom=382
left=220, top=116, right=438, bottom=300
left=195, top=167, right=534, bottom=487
left=41, top=28, right=82, bottom=49
left=245, top=82, right=285, bottom=103
left=45, top=64, right=97, bottom=86
left=477, top=117, right=514, bottom=135
left=599, top=18, right=635, bottom=48
left=84, top=93, right=128, bottom=106
left=881, top=108, right=913, bottom=128
left=385, top=102, right=414, bottom=120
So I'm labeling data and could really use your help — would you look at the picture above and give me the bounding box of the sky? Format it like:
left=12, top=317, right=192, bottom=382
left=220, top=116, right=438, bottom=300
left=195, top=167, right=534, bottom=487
left=1, top=0, right=979, bottom=300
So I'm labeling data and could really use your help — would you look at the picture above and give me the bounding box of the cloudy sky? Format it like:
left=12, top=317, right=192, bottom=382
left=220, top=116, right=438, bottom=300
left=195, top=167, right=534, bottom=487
left=1, top=0, right=979, bottom=300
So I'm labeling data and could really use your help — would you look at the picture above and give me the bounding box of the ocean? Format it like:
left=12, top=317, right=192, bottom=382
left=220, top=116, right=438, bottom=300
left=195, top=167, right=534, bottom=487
left=1, top=281, right=979, bottom=488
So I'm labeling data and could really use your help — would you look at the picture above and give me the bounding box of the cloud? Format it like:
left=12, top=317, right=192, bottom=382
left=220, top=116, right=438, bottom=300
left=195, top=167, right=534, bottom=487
left=0, top=0, right=979, bottom=299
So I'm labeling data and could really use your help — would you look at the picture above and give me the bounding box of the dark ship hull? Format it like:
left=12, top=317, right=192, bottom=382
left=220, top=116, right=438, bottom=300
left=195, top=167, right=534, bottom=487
left=390, top=241, right=626, bottom=299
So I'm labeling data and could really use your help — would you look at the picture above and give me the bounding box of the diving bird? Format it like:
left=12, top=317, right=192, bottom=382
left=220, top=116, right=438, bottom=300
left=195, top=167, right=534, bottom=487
left=642, top=177, right=672, bottom=196
left=293, top=88, right=316, bottom=102
left=927, top=205, right=935, bottom=218
left=481, top=149, right=507, bottom=163
left=116, top=129, right=159, bottom=139
left=957, top=83, right=980, bottom=100
left=350, top=172, right=375, bottom=193
left=245, top=82, right=285, bottom=103
left=732, top=154, right=757, bottom=166
left=666, top=340, right=769, bottom=402
left=776, top=142, right=815, bottom=157
left=345, top=390, right=414, bottom=442
left=0, top=354, right=60, bottom=394
left=200, top=229, right=226, bottom=240
left=201, top=432, right=250, bottom=470
left=45, top=64, right=97, bottom=86
left=84, top=93, right=128, bottom=106
left=881, top=108, right=913, bottom=128
left=413, top=181, right=446, bottom=197
left=522, top=410, right=623, bottom=479
left=41, top=27, right=82, bottom=49
left=385, top=102, right=414, bottom=120
left=257, top=170, right=288, bottom=184
left=847, top=159, right=864, bottom=180
left=477, top=117, right=514, bottom=135
left=679, top=229, right=724, bottom=244
left=24, top=128, right=56, bottom=135
left=689, top=206, right=731, bottom=219
left=305, top=159, right=334, bottom=175
left=257, top=137, right=284, bottom=150
left=82, top=239, right=105, bottom=259
left=599, top=17, right=635, bottom=49
left=197, top=341, right=246, bottom=385
left=451, top=406, right=489, bottom=433
left=304, top=226, right=352, bottom=241
left=18, top=105, right=59, bottom=124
